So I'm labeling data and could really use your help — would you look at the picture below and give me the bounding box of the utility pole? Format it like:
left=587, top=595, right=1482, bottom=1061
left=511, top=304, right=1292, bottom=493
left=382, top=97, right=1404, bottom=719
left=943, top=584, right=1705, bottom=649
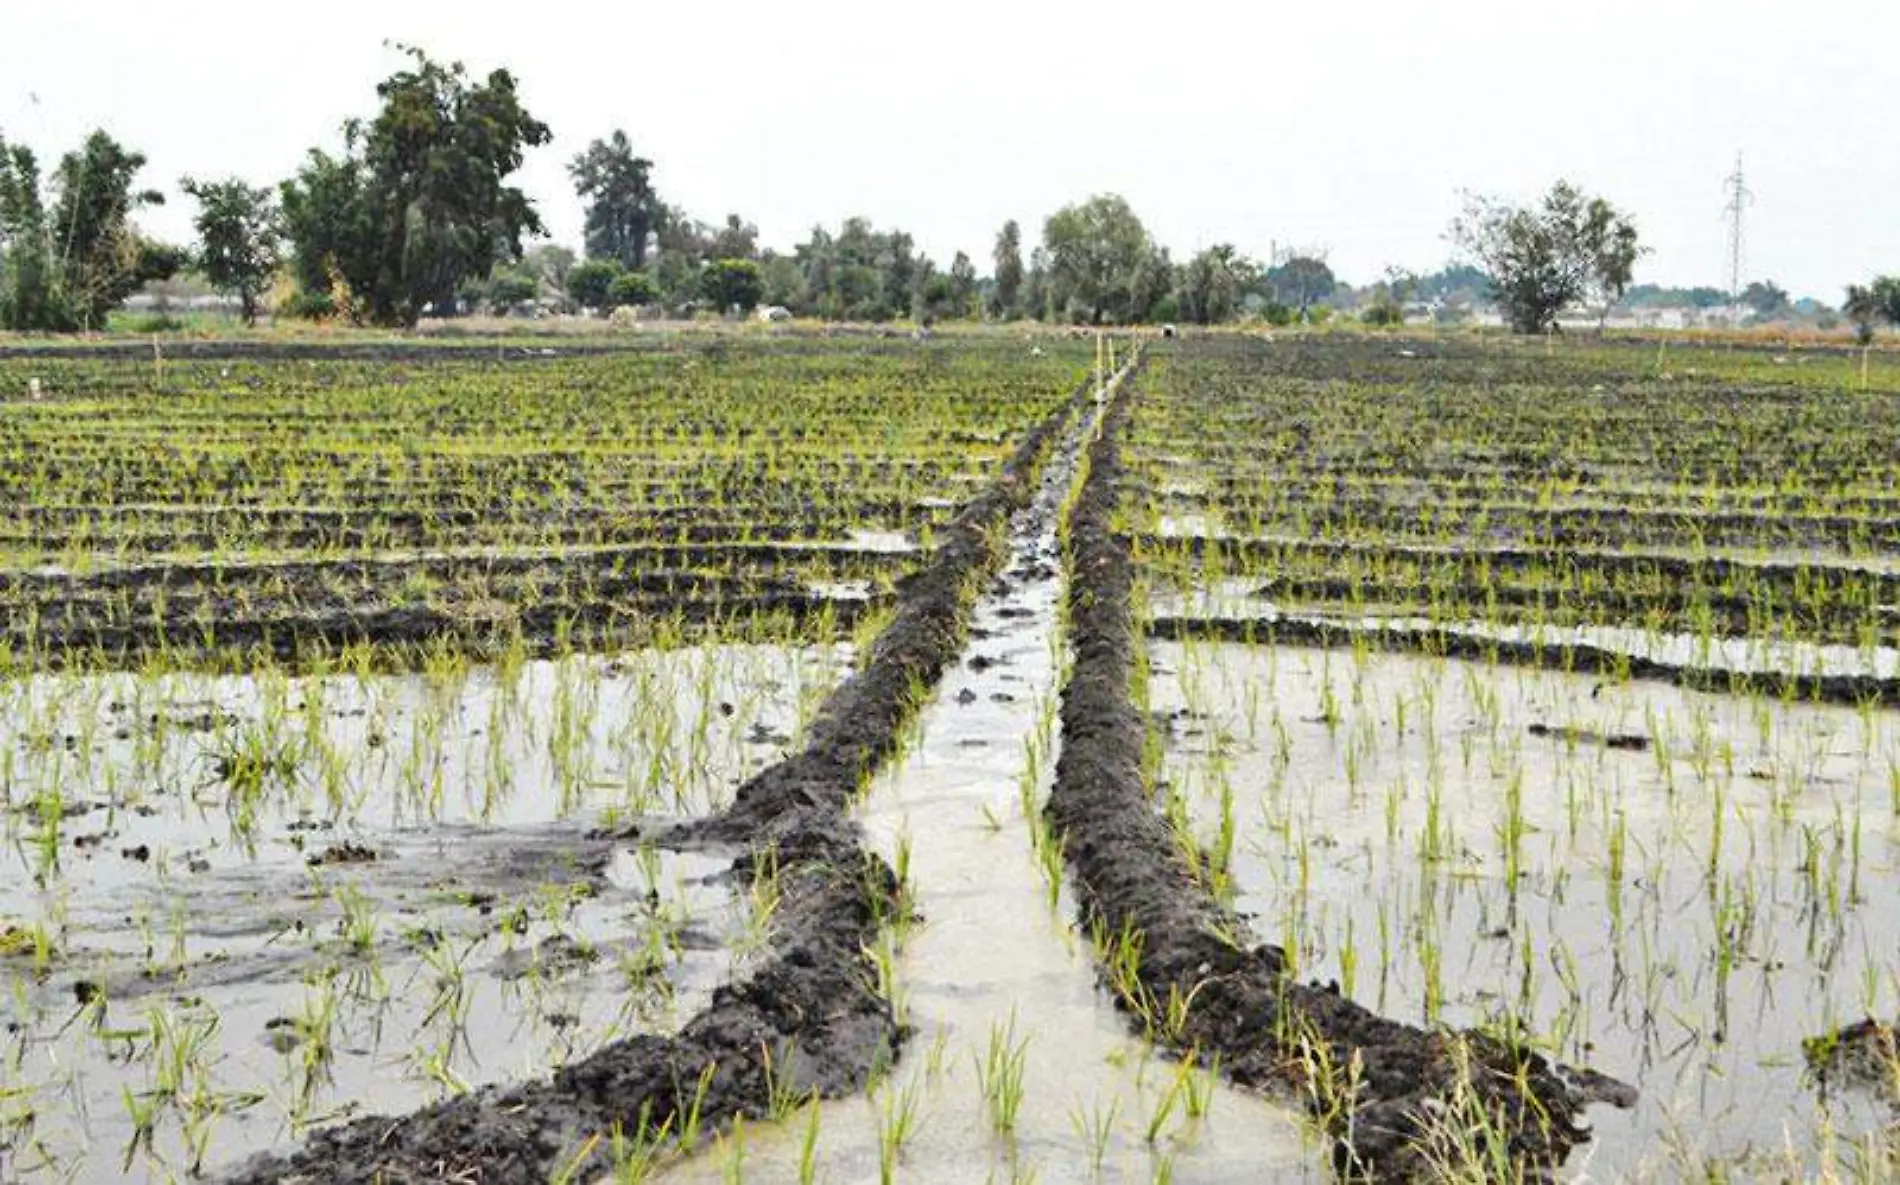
left=1722, top=153, right=1752, bottom=304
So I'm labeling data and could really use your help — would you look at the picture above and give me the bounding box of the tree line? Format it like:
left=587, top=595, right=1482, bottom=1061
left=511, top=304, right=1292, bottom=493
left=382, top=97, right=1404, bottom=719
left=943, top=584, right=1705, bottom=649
left=0, top=45, right=1864, bottom=336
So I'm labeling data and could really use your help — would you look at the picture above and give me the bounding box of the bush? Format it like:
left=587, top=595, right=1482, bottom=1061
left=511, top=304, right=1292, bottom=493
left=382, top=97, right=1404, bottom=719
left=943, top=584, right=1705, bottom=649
left=568, top=259, right=623, bottom=310
left=607, top=271, right=659, bottom=309
left=281, top=290, right=338, bottom=321
left=1262, top=301, right=1294, bottom=327
left=486, top=271, right=538, bottom=310
left=1362, top=302, right=1404, bottom=327
left=127, top=313, right=188, bottom=333
left=698, top=260, right=763, bottom=314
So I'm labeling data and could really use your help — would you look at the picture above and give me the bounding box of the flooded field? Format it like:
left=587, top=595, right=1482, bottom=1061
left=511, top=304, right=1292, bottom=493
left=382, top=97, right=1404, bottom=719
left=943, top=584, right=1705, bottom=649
left=0, top=645, right=845, bottom=1176
left=4, top=333, right=1898, bottom=1182
left=1150, top=640, right=1900, bottom=1180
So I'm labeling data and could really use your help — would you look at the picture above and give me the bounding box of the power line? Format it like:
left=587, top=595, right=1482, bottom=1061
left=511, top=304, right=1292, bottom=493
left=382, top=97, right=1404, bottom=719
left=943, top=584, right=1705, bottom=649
left=1722, top=153, right=1752, bottom=303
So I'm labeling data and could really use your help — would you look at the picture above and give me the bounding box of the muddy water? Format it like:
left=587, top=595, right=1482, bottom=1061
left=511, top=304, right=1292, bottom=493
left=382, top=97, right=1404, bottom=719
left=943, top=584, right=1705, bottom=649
left=664, top=404, right=1324, bottom=1183
left=0, top=645, right=844, bottom=1180
left=1149, top=639, right=1900, bottom=1180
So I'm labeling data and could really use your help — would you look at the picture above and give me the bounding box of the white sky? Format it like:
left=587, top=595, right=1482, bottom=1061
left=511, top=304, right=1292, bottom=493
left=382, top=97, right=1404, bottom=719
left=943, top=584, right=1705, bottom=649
left=2, top=0, right=1893, bottom=299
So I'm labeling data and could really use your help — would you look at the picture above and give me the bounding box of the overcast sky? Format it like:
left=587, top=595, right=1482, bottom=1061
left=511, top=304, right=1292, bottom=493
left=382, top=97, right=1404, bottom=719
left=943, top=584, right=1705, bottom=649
left=2, top=0, right=1893, bottom=299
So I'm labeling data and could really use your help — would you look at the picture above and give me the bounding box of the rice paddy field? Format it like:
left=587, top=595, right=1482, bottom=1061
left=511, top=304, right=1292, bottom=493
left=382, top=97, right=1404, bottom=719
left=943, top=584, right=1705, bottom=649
left=0, top=331, right=1896, bottom=1183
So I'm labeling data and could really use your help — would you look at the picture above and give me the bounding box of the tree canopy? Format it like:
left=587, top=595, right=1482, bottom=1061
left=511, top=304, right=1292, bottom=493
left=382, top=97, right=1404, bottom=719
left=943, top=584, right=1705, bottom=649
left=1450, top=181, right=1642, bottom=334
left=181, top=176, right=282, bottom=324
left=570, top=131, right=659, bottom=270
left=1042, top=195, right=1169, bottom=324
left=1265, top=256, right=1336, bottom=319
left=1844, top=277, right=1900, bottom=344
left=280, top=46, right=550, bottom=326
left=990, top=220, right=1024, bottom=320
left=0, top=129, right=175, bottom=331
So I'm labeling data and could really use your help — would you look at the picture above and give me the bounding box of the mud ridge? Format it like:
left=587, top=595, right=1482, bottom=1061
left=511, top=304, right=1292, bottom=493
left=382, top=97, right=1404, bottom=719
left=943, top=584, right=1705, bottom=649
left=1050, top=365, right=1636, bottom=1180
left=219, top=377, right=1097, bottom=1184
left=1148, top=614, right=1900, bottom=707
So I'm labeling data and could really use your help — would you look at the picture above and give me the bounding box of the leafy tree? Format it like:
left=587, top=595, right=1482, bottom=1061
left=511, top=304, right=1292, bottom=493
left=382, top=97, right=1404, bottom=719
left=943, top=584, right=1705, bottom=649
left=53, top=132, right=177, bottom=328
left=912, top=257, right=951, bottom=323
left=484, top=267, right=538, bottom=310
left=700, top=258, right=762, bottom=313
left=1450, top=181, right=1642, bottom=334
left=1023, top=247, right=1050, bottom=321
left=707, top=214, right=758, bottom=262
left=948, top=251, right=979, bottom=319
left=1624, top=284, right=1729, bottom=310
left=280, top=46, right=551, bottom=327
left=1042, top=194, right=1158, bottom=323
left=1360, top=268, right=1416, bottom=327
left=0, top=129, right=174, bottom=331
left=1265, top=256, right=1335, bottom=319
left=1741, top=280, right=1791, bottom=318
left=991, top=220, right=1023, bottom=319
left=787, top=217, right=922, bottom=321
left=524, top=244, right=576, bottom=295
left=180, top=176, right=282, bottom=324
left=648, top=204, right=720, bottom=308
left=1178, top=244, right=1252, bottom=325
left=758, top=251, right=802, bottom=310
left=607, top=270, right=659, bottom=309
left=0, top=137, right=64, bottom=331
left=279, top=149, right=373, bottom=317
left=1843, top=278, right=1900, bottom=344
left=568, top=258, right=623, bottom=310
left=1413, top=263, right=1490, bottom=303
left=880, top=229, right=920, bottom=320
left=570, top=130, right=659, bottom=270
left=1579, top=196, right=1642, bottom=331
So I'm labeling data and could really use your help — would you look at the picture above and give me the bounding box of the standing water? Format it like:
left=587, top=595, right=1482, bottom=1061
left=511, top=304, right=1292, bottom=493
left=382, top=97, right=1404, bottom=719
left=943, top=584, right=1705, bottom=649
left=663, top=390, right=1324, bottom=1183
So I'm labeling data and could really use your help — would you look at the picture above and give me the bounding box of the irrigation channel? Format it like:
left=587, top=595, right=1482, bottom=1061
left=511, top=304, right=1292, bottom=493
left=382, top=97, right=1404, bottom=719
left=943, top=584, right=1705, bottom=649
left=219, top=353, right=1632, bottom=1183
left=662, top=363, right=1318, bottom=1183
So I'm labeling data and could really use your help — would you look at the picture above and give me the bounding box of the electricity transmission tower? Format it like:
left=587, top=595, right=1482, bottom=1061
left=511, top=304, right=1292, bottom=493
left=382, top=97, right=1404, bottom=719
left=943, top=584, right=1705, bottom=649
left=1722, top=154, right=1752, bottom=303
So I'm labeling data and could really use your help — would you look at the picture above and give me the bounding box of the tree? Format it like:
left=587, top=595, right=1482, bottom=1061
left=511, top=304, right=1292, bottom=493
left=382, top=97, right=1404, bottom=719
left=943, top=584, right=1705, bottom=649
left=700, top=258, right=762, bottom=313
left=280, top=46, right=551, bottom=327
left=1178, top=244, right=1251, bottom=325
left=0, top=137, right=66, bottom=331
left=279, top=148, right=373, bottom=317
left=0, top=129, right=174, bottom=331
left=707, top=214, right=758, bottom=262
left=948, top=251, right=979, bottom=319
left=1742, top=280, right=1791, bottom=319
left=1450, top=181, right=1642, bottom=334
left=1042, top=194, right=1159, bottom=324
left=568, top=258, right=623, bottom=310
left=570, top=130, right=659, bottom=270
left=1361, top=267, right=1416, bottom=327
left=484, top=267, right=538, bottom=310
left=524, top=244, right=576, bottom=297
left=1579, top=196, right=1642, bottom=332
left=758, top=251, right=802, bottom=310
left=991, top=220, right=1024, bottom=319
left=52, top=132, right=177, bottom=329
left=181, top=176, right=282, bottom=324
left=1843, top=277, right=1900, bottom=345
left=1265, top=256, right=1335, bottom=320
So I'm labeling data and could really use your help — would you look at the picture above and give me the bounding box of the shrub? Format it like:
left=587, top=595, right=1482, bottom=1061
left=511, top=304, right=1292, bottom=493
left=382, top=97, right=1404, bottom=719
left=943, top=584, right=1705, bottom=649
left=607, top=271, right=659, bottom=310
left=568, top=259, right=623, bottom=310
